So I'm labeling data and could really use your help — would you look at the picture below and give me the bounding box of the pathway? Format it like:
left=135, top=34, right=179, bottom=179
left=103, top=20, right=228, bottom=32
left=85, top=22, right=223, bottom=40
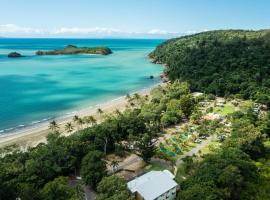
left=117, top=156, right=142, bottom=171
left=176, top=135, right=214, bottom=167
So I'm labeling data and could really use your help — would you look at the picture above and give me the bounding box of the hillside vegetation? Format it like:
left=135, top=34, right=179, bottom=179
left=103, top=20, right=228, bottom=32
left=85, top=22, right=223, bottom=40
left=150, top=30, right=270, bottom=105
left=36, top=45, right=112, bottom=56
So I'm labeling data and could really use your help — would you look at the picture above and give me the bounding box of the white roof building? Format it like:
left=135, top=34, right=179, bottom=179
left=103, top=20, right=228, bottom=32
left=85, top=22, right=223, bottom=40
left=128, top=170, right=179, bottom=200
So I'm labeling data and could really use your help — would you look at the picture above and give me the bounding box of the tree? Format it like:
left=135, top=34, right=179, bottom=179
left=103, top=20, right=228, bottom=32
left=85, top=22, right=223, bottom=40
left=17, top=183, right=40, bottom=200
left=96, top=175, right=134, bottom=200
left=80, top=151, right=107, bottom=188
left=73, top=115, right=79, bottom=123
left=165, top=81, right=190, bottom=99
left=179, top=94, right=195, bottom=117
left=97, top=108, right=104, bottom=116
left=41, top=176, right=81, bottom=200
left=217, top=165, right=244, bottom=199
left=179, top=182, right=222, bottom=200
left=114, top=109, right=122, bottom=116
left=161, top=99, right=184, bottom=127
left=228, top=118, right=265, bottom=159
left=84, top=116, right=97, bottom=126
left=149, top=30, right=270, bottom=104
left=77, top=118, right=84, bottom=129
left=65, top=122, right=74, bottom=133
left=132, top=132, right=157, bottom=162
left=179, top=147, right=258, bottom=200
left=49, top=120, right=59, bottom=132
left=161, top=112, right=178, bottom=127
left=261, top=112, right=270, bottom=136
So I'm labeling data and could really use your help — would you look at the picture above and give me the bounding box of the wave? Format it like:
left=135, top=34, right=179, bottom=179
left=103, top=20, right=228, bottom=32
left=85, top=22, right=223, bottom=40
left=31, top=120, right=41, bottom=125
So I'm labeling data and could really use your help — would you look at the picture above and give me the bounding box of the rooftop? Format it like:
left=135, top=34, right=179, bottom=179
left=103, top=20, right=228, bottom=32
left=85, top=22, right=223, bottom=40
left=127, top=170, right=178, bottom=200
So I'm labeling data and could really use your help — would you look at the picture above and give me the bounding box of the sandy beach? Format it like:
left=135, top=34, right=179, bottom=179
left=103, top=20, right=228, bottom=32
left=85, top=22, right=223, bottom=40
left=0, top=84, right=162, bottom=148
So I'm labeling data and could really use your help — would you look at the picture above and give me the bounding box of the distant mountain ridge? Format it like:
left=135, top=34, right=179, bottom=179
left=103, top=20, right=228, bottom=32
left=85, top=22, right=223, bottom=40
left=150, top=29, right=270, bottom=105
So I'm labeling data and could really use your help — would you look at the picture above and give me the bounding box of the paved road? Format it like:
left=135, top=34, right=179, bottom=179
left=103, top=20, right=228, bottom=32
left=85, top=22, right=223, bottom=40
left=176, top=135, right=214, bottom=166
left=84, top=185, right=97, bottom=200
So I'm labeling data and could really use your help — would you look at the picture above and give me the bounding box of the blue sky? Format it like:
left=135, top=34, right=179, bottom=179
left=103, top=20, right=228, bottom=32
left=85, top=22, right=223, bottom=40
left=0, top=0, right=269, bottom=38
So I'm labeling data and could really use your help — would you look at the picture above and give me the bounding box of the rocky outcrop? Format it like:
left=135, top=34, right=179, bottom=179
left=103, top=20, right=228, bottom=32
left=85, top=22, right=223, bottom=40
left=8, top=52, right=23, bottom=58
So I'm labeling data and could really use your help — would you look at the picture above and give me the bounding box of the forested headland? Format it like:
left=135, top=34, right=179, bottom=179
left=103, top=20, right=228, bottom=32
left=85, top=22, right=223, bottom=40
left=150, top=30, right=270, bottom=106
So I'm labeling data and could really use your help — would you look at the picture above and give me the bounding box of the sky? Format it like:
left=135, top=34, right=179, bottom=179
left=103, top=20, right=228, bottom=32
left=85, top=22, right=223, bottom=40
left=0, top=0, right=269, bottom=38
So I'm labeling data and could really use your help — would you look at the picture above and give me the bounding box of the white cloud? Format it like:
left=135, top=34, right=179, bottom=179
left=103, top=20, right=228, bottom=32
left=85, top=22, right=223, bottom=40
left=52, top=27, right=121, bottom=35
left=0, top=24, right=207, bottom=38
left=0, top=24, right=43, bottom=34
left=147, top=29, right=178, bottom=35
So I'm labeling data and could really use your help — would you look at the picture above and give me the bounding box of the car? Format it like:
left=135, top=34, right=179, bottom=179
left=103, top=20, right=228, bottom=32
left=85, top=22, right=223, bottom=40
left=194, top=138, right=202, bottom=143
left=199, top=135, right=206, bottom=139
left=217, top=135, right=226, bottom=142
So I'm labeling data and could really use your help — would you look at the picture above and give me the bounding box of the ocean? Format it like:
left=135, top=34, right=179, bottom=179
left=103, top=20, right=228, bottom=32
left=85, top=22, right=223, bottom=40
left=0, top=38, right=164, bottom=134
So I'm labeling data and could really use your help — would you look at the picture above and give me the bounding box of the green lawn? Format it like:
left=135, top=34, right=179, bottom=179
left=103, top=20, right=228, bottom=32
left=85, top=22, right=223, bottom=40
left=145, top=162, right=170, bottom=172
left=175, top=164, right=187, bottom=183
left=200, top=141, right=221, bottom=155
left=213, top=104, right=235, bottom=115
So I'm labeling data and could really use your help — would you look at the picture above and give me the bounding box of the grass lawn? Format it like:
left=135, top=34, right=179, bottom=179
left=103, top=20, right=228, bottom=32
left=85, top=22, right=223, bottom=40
left=175, top=164, right=187, bottom=183
left=145, top=162, right=170, bottom=172
left=200, top=141, right=221, bottom=155
left=214, top=104, right=235, bottom=115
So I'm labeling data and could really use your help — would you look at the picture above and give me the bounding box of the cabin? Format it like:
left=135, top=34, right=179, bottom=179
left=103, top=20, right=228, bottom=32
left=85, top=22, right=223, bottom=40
left=216, top=98, right=225, bottom=107
left=127, top=170, right=179, bottom=200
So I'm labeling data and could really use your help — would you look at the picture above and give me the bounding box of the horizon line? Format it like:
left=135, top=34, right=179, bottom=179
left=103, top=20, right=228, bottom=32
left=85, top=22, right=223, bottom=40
left=0, top=37, right=170, bottom=40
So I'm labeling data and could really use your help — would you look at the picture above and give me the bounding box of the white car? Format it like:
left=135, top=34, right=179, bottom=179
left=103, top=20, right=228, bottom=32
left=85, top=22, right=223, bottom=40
left=194, top=138, right=202, bottom=143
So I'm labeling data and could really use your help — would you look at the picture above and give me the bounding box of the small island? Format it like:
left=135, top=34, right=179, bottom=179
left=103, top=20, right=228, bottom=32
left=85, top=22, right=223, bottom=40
left=8, top=52, right=23, bottom=58
left=36, top=45, right=112, bottom=56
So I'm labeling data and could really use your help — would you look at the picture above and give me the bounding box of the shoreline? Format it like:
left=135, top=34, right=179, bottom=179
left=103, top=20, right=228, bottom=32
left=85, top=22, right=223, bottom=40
left=0, top=83, right=163, bottom=148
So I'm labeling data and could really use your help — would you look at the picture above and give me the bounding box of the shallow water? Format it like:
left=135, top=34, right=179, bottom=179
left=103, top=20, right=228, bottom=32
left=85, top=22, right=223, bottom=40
left=0, top=38, right=163, bottom=133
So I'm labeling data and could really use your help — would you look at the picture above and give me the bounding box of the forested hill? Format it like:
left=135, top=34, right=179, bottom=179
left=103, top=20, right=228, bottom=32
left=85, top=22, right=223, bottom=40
left=150, top=30, right=270, bottom=105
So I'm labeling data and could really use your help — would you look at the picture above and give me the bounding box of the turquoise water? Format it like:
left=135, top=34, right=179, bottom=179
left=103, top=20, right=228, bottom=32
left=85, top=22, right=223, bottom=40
left=0, top=39, right=163, bottom=134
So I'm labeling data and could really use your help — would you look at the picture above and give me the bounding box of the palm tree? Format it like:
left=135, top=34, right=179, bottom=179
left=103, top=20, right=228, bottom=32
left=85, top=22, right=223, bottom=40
left=114, top=109, right=122, bottom=116
left=97, top=108, right=104, bottom=116
left=111, top=160, right=119, bottom=173
left=73, top=115, right=79, bottom=123
left=65, top=122, right=73, bottom=133
left=84, top=116, right=97, bottom=126
left=77, top=118, right=84, bottom=129
left=131, top=93, right=141, bottom=107
left=49, top=120, right=59, bottom=132
left=133, top=93, right=140, bottom=100
left=144, top=94, right=149, bottom=101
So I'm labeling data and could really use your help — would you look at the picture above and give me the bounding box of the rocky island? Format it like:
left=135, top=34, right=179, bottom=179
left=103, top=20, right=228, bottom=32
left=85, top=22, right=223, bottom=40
left=8, top=52, right=23, bottom=58
left=36, top=45, right=112, bottom=56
